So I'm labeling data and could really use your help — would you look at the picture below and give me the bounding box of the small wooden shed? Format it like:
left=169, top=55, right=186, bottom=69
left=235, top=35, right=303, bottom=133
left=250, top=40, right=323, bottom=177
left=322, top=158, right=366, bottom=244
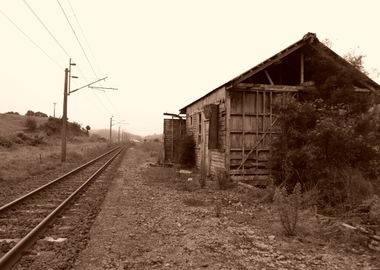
left=163, top=113, right=186, bottom=163
left=178, top=33, right=380, bottom=184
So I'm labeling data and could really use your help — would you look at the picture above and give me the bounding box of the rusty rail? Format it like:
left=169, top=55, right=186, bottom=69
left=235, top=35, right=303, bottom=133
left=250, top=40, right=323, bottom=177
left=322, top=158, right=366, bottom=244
left=0, top=146, right=124, bottom=270
left=0, top=146, right=121, bottom=213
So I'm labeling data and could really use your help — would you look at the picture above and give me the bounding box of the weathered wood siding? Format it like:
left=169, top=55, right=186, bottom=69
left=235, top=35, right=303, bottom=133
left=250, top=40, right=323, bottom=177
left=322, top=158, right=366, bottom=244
left=184, top=87, right=226, bottom=177
left=163, top=118, right=186, bottom=163
left=227, top=87, right=286, bottom=181
left=210, top=149, right=225, bottom=176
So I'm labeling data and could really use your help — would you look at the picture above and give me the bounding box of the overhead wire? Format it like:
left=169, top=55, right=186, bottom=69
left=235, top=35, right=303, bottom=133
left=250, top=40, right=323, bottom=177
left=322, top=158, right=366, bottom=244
left=0, top=7, right=63, bottom=70
left=54, top=0, right=115, bottom=116
left=66, top=0, right=97, bottom=65
left=66, top=0, right=120, bottom=115
left=68, top=0, right=121, bottom=116
left=56, top=0, right=98, bottom=77
left=22, top=0, right=71, bottom=58
left=59, top=0, right=120, bottom=116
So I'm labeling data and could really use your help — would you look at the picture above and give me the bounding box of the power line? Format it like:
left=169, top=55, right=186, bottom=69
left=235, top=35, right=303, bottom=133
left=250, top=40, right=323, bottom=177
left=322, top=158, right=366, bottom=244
left=56, top=0, right=98, bottom=77
left=65, top=0, right=121, bottom=117
left=22, top=0, right=71, bottom=58
left=58, top=0, right=120, bottom=117
left=66, top=0, right=97, bottom=65
left=0, top=7, right=63, bottom=70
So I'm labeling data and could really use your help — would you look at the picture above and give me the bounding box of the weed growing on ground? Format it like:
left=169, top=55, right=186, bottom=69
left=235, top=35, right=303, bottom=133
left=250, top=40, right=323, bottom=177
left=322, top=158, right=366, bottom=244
left=215, top=169, right=233, bottom=190
left=214, top=199, right=222, bottom=217
left=274, top=182, right=301, bottom=236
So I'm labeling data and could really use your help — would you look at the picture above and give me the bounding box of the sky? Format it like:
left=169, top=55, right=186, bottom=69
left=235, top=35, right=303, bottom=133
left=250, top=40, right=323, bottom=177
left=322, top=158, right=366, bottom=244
left=1, top=0, right=380, bottom=136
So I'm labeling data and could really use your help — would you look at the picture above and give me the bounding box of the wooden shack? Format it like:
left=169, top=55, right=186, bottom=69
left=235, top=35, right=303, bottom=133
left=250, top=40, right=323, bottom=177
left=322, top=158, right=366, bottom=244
left=163, top=114, right=186, bottom=163
left=178, top=33, right=380, bottom=183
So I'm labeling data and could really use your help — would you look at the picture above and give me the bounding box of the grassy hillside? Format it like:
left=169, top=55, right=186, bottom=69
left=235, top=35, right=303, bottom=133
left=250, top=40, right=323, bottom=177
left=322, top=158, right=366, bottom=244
left=0, top=112, right=98, bottom=149
left=0, top=113, right=47, bottom=136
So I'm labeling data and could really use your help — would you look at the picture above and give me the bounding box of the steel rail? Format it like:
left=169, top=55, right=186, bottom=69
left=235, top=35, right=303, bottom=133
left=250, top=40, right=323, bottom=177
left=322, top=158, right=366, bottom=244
left=0, top=146, right=125, bottom=270
left=0, top=146, right=121, bottom=213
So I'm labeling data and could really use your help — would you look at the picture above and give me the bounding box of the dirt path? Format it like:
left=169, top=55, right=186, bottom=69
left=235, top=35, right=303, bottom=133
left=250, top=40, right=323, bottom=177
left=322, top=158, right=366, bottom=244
left=74, top=147, right=379, bottom=270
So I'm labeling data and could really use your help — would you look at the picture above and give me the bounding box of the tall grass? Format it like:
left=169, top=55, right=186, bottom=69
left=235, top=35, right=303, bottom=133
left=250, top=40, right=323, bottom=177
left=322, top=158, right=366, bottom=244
left=0, top=140, right=108, bottom=182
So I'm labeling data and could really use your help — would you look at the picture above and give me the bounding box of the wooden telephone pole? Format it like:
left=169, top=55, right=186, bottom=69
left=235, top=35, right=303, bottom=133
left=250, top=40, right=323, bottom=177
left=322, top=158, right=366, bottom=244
left=61, top=58, right=108, bottom=163
left=61, top=68, right=68, bottom=162
left=109, top=116, right=113, bottom=145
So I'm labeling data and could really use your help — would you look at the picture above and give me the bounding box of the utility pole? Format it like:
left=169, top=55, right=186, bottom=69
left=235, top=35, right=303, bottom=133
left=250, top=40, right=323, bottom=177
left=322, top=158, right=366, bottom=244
left=60, top=58, right=109, bottom=163
left=53, top=102, right=56, bottom=118
left=61, top=58, right=76, bottom=163
left=118, top=126, right=121, bottom=143
left=61, top=68, right=68, bottom=162
left=109, top=116, right=113, bottom=145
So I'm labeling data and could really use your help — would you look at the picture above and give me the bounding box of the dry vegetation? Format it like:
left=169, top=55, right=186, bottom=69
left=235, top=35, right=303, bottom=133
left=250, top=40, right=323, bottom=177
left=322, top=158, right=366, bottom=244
left=0, top=112, right=112, bottom=205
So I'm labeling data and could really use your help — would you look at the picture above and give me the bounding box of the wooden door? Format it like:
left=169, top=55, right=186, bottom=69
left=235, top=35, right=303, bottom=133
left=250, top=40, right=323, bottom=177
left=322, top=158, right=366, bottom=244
left=228, top=89, right=281, bottom=180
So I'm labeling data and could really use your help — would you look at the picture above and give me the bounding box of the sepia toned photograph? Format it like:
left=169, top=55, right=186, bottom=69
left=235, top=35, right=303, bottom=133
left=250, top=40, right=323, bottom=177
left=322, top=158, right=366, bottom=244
left=0, top=1, right=379, bottom=269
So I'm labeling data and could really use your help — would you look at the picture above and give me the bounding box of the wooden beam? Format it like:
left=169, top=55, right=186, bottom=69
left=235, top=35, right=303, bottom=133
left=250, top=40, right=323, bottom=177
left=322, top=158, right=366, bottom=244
left=300, top=52, right=304, bottom=84
left=234, top=83, right=304, bottom=92
left=264, top=70, right=274, bottom=85
left=232, top=118, right=278, bottom=174
left=353, top=87, right=371, bottom=93
left=225, top=90, right=231, bottom=176
left=269, top=91, right=273, bottom=178
left=255, top=90, right=259, bottom=173
left=242, top=91, right=245, bottom=177
left=234, top=176, right=269, bottom=185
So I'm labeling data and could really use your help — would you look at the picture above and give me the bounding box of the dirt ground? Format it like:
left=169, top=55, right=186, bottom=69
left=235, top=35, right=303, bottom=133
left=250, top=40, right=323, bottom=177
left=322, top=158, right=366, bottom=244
left=74, top=146, right=379, bottom=270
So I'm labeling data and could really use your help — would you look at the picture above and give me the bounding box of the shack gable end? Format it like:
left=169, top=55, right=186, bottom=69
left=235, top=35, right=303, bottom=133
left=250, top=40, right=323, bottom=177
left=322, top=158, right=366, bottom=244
left=178, top=33, right=380, bottom=184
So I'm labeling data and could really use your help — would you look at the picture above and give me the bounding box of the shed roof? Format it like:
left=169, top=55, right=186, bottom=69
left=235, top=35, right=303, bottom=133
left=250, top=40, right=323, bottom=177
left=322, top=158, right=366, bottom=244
left=180, top=33, right=380, bottom=114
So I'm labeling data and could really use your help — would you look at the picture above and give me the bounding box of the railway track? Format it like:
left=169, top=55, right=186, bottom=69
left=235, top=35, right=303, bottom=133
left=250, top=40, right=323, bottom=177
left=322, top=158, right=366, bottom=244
left=0, top=146, right=125, bottom=270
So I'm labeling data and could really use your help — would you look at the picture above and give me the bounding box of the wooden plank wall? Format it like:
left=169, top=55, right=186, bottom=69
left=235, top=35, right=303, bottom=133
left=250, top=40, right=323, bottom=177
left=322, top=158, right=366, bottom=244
left=163, top=118, right=186, bottom=163
left=228, top=89, right=281, bottom=179
left=184, top=87, right=226, bottom=176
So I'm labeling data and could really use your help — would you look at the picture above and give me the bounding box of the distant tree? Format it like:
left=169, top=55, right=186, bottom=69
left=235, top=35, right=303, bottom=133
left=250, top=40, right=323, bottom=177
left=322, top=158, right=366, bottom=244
left=25, top=110, right=35, bottom=116
left=85, top=125, right=91, bottom=133
left=5, top=111, right=19, bottom=115
left=34, top=111, right=48, bottom=117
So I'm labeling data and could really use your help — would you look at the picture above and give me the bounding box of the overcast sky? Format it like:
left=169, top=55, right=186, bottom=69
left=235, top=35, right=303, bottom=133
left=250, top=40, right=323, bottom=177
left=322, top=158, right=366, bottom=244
left=1, top=0, right=379, bottom=136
